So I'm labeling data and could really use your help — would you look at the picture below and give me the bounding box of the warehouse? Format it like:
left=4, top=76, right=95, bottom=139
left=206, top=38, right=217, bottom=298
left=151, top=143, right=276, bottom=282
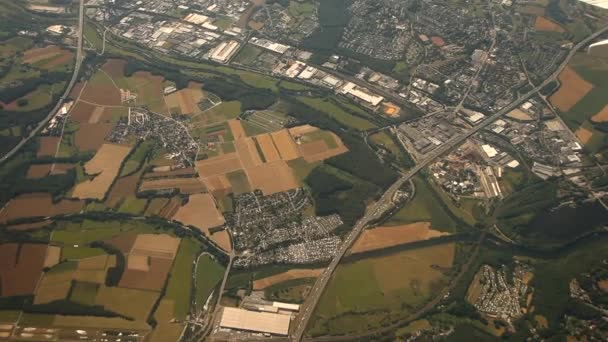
left=219, top=307, right=291, bottom=336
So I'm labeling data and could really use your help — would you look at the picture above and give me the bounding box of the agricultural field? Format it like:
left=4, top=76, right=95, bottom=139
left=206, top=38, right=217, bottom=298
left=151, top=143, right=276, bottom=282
left=0, top=217, right=227, bottom=340
left=350, top=222, right=449, bottom=254
left=550, top=53, right=608, bottom=157
left=308, top=243, right=456, bottom=336
left=193, top=122, right=348, bottom=197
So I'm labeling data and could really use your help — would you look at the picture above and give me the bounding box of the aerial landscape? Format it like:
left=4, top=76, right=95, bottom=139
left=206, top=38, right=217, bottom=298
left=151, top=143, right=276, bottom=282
left=1, top=0, right=608, bottom=341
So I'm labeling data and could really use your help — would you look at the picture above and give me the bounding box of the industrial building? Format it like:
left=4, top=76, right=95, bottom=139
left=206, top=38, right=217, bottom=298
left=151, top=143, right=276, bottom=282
left=219, top=307, right=291, bottom=336
left=209, top=40, right=240, bottom=63
left=338, top=82, right=384, bottom=106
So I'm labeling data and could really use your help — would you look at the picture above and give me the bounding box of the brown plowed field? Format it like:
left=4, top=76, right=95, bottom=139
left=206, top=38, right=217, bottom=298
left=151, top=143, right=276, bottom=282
left=173, top=193, right=225, bottom=232
left=26, top=163, right=73, bottom=179
left=351, top=222, right=448, bottom=254
left=246, top=161, right=299, bottom=195
left=534, top=16, right=564, bottom=32
left=105, top=172, right=140, bottom=207
left=0, top=193, right=83, bottom=223
left=80, top=78, right=121, bottom=106
left=72, top=144, right=132, bottom=200
left=210, top=230, right=232, bottom=252
left=256, top=134, right=281, bottom=162
left=271, top=129, right=300, bottom=161
left=37, top=137, right=60, bottom=157
left=575, top=126, right=593, bottom=144
left=0, top=243, right=47, bottom=296
left=253, top=268, right=323, bottom=290
left=105, top=233, right=138, bottom=254
left=118, top=257, right=173, bottom=291
left=228, top=119, right=247, bottom=139
left=158, top=197, right=181, bottom=219
left=195, top=153, right=242, bottom=178
left=101, top=59, right=127, bottom=79
left=549, top=67, right=593, bottom=112
left=591, top=105, right=608, bottom=123
left=74, top=123, right=113, bottom=152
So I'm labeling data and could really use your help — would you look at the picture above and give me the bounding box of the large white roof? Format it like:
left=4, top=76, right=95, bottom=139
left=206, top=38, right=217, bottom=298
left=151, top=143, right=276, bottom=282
left=219, top=307, right=290, bottom=335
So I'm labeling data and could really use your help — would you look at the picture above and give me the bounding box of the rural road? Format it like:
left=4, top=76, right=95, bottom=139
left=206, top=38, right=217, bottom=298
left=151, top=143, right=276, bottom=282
left=0, top=0, right=85, bottom=165
left=291, top=24, right=608, bottom=341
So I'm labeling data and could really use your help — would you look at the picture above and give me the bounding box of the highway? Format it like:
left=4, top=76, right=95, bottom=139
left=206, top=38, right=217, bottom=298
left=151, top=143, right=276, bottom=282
left=291, top=24, right=608, bottom=341
left=0, top=0, right=85, bottom=165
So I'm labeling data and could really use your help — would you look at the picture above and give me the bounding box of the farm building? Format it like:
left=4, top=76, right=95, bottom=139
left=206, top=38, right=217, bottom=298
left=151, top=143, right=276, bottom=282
left=219, top=307, right=291, bottom=336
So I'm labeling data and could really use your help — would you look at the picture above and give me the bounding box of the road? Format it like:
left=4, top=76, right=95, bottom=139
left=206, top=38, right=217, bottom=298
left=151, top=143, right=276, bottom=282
left=0, top=0, right=85, bottom=165
left=291, top=24, right=608, bottom=341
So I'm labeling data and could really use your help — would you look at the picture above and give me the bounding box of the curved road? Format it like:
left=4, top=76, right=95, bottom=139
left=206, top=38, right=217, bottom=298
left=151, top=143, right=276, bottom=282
left=291, top=24, right=608, bottom=341
left=0, top=0, right=85, bottom=165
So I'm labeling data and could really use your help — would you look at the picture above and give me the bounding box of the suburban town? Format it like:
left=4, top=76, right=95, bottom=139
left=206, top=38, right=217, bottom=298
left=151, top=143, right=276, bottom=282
left=0, top=0, right=608, bottom=341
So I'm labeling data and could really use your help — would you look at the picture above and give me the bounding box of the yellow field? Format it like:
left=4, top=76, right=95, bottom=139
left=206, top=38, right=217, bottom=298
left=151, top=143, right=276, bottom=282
left=72, top=144, right=132, bottom=200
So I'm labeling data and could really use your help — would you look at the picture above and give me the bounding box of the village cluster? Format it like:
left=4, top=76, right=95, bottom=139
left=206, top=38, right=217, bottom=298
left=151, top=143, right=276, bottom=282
left=227, top=189, right=344, bottom=268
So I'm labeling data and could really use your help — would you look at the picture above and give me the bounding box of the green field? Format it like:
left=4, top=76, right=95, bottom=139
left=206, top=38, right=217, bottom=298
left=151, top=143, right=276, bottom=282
left=233, top=44, right=262, bottom=65
left=296, top=96, right=376, bottom=130
left=164, top=238, right=199, bottom=320
left=385, top=177, right=460, bottom=232
left=556, top=53, right=608, bottom=156
left=264, top=278, right=316, bottom=304
left=119, top=141, right=153, bottom=177
left=69, top=281, right=99, bottom=305
left=308, top=243, right=455, bottom=336
left=226, top=169, right=251, bottom=194
left=194, top=255, right=225, bottom=310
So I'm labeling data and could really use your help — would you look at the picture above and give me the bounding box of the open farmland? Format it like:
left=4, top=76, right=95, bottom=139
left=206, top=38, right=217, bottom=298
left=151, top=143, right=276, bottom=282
left=26, top=163, right=73, bottom=179
left=591, top=105, right=608, bottom=122
left=0, top=193, right=84, bottom=223
left=95, top=286, right=159, bottom=321
left=308, top=243, right=456, bottom=336
left=139, top=177, right=206, bottom=194
left=193, top=125, right=347, bottom=195
left=173, top=194, right=229, bottom=250
left=534, top=16, right=565, bottom=32
left=350, top=222, right=449, bottom=254
left=165, top=84, right=206, bottom=115
left=549, top=66, right=593, bottom=112
left=37, top=137, right=60, bottom=157
left=72, top=143, right=132, bottom=200
left=253, top=268, right=324, bottom=290
left=0, top=243, right=48, bottom=297
left=119, top=234, right=180, bottom=291
left=23, top=45, right=74, bottom=70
